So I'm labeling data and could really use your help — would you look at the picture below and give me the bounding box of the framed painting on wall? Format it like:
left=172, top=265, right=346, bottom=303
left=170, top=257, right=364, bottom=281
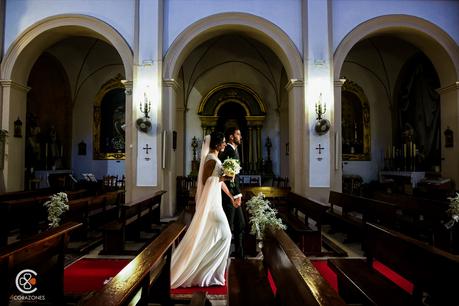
left=93, top=75, right=126, bottom=160
left=341, top=80, right=371, bottom=161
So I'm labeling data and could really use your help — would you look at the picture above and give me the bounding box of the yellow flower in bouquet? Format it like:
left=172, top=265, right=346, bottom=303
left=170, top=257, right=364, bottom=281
left=222, top=158, right=241, bottom=181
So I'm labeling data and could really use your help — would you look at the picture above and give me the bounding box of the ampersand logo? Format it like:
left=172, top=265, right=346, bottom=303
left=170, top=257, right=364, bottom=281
left=15, top=269, right=38, bottom=294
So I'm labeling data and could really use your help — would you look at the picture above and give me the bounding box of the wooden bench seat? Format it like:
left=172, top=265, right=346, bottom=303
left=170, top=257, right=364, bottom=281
left=81, top=221, right=209, bottom=306
left=102, top=190, right=166, bottom=254
left=228, top=227, right=346, bottom=306
left=329, top=222, right=459, bottom=306
left=62, top=192, right=121, bottom=252
left=278, top=192, right=328, bottom=255
left=228, top=259, right=276, bottom=306
left=329, top=259, right=415, bottom=306
left=326, top=191, right=399, bottom=242
left=0, top=189, right=92, bottom=247
left=0, top=222, right=81, bottom=305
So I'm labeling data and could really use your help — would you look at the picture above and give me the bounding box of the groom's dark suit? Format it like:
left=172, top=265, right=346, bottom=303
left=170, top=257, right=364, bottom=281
left=220, top=144, right=245, bottom=259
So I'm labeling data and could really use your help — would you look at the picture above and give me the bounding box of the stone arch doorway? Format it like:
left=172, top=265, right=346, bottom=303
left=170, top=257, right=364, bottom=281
left=198, top=83, right=266, bottom=173
left=1, top=14, right=133, bottom=193
left=333, top=14, right=459, bottom=190
left=162, top=12, right=305, bottom=216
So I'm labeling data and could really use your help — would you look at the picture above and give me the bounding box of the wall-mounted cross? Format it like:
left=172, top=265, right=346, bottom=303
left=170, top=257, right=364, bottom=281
left=143, top=144, right=151, bottom=154
left=315, top=144, right=325, bottom=154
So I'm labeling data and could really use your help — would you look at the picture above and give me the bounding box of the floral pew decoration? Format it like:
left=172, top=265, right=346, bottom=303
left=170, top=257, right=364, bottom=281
left=445, top=193, right=459, bottom=229
left=246, top=192, right=286, bottom=240
left=44, top=192, right=69, bottom=228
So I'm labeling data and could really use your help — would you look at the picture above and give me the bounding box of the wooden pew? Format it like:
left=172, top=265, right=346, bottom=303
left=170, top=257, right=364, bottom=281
left=242, top=186, right=290, bottom=210
left=63, top=192, right=120, bottom=253
left=80, top=221, right=209, bottom=306
left=0, top=222, right=81, bottom=305
left=326, top=191, right=399, bottom=241
left=228, top=227, right=346, bottom=306
left=329, top=222, right=459, bottom=306
left=278, top=192, right=329, bottom=255
left=371, top=191, right=452, bottom=251
left=0, top=189, right=92, bottom=247
left=101, top=190, right=166, bottom=254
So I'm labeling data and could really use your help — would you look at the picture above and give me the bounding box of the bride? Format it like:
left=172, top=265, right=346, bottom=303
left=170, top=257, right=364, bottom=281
left=171, top=131, right=234, bottom=288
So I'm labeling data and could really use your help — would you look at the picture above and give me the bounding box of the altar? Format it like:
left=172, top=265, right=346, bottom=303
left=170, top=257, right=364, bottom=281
left=34, top=169, right=73, bottom=189
left=239, top=175, right=261, bottom=186
left=379, top=171, right=425, bottom=188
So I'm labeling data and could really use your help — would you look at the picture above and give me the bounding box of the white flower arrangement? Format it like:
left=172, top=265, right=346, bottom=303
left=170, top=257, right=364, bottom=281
left=245, top=192, right=286, bottom=239
left=43, top=192, right=69, bottom=228
left=447, top=193, right=459, bottom=225
left=222, top=158, right=241, bottom=179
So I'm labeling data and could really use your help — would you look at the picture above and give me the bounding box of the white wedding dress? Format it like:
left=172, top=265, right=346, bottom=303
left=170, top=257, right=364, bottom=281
left=170, top=153, right=231, bottom=288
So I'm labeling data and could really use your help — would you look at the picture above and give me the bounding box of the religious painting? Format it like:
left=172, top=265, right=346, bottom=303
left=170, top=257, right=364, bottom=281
left=341, top=80, right=371, bottom=161
left=93, top=75, right=126, bottom=160
left=395, top=53, right=441, bottom=170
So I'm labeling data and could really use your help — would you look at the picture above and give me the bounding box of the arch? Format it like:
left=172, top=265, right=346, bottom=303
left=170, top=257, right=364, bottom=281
left=198, top=83, right=266, bottom=117
left=334, top=14, right=459, bottom=86
left=0, top=14, right=133, bottom=192
left=163, top=12, right=303, bottom=81
left=1, top=14, right=133, bottom=84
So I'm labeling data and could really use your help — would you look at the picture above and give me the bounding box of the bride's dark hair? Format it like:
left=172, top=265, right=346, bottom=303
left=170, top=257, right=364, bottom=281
left=209, top=131, right=225, bottom=149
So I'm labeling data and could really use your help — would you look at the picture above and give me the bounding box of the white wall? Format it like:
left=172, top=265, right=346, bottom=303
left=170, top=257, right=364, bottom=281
left=4, top=0, right=135, bottom=55
left=341, top=37, right=419, bottom=183
left=163, top=0, right=302, bottom=55
left=332, top=0, right=459, bottom=51
left=47, top=37, right=125, bottom=180
left=180, top=35, right=285, bottom=176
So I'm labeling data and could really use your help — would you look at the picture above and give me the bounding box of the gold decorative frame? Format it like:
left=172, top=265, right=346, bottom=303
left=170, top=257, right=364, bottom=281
left=93, top=74, right=126, bottom=160
left=342, top=80, right=371, bottom=161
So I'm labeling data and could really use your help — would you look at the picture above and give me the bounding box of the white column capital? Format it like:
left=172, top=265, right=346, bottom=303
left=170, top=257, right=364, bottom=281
left=121, top=80, right=133, bottom=95
left=334, top=78, right=347, bottom=88
left=0, top=80, right=31, bottom=92
left=163, top=79, right=182, bottom=91
left=285, top=79, right=304, bottom=92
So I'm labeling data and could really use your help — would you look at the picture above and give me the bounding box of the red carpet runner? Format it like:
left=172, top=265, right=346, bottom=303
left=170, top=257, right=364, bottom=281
left=63, top=258, right=413, bottom=297
left=310, top=259, right=414, bottom=294
left=64, top=258, right=130, bottom=294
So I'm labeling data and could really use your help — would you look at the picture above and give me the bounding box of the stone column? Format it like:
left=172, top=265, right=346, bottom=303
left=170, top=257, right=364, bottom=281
left=285, top=79, right=305, bottom=194
left=438, top=81, right=459, bottom=184
left=0, top=80, right=30, bottom=191
left=257, top=126, right=262, bottom=162
left=163, top=79, right=181, bottom=216
left=303, top=0, right=333, bottom=201
left=131, top=0, right=164, bottom=208
left=248, top=126, right=254, bottom=171
left=121, top=80, right=133, bottom=203
left=331, top=79, right=346, bottom=192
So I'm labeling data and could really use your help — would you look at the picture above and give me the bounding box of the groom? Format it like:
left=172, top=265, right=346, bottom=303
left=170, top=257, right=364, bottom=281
left=220, top=127, right=245, bottom=259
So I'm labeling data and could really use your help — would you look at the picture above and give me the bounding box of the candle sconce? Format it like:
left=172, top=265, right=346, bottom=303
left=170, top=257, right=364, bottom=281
left=136, top=93, right=152, bottom=133
left=314, top=93, right=331, bottom=135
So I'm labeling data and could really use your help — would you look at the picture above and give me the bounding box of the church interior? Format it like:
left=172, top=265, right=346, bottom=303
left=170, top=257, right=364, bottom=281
left=1, top=0, right=459, bottom=305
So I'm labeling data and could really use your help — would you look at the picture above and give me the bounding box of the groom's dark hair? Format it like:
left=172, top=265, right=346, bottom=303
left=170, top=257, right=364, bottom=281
left=210, top=131, right=225, bottom=149
left=225, top=127, right=240, bottom=141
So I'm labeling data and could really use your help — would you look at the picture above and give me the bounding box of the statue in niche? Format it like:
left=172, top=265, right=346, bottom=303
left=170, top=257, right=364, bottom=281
left=398, top=54, right=440, bottom=170
left=26, top=113, right=42, bottom=170
left=48, top=125, right=62, bottom=169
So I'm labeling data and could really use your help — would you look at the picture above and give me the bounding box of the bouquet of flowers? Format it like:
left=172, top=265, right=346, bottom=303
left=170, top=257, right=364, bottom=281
left=245, top=193, right=286, bottom=239
left=222, top=158, right=241, bottom=182
left=43, top=192, right=69, bottom=228
left=445, top=193, right=459, bottom=229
